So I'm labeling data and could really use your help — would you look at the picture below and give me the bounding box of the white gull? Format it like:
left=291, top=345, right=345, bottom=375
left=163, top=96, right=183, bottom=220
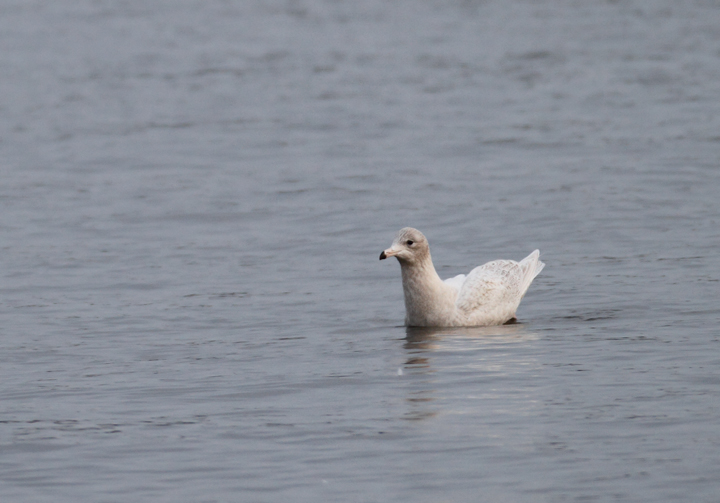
left=380, top=227, right=544, bottom=327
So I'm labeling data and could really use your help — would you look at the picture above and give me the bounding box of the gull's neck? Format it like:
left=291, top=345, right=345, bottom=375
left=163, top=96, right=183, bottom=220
left=399, top=253, right=458, bottom=327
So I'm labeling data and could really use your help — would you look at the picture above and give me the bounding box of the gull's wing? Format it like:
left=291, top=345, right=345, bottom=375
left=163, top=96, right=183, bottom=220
left=455, top=260, right=524, bottom=316
left=455, top=250, right=544, bottom=319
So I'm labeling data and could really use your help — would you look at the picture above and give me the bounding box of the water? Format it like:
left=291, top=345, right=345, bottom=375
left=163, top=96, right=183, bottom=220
left=2, top=0, right=720, bottom=501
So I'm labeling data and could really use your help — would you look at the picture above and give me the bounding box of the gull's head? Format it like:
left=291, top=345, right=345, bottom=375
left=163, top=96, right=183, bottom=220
left=379, top=227, right=429, bottom=264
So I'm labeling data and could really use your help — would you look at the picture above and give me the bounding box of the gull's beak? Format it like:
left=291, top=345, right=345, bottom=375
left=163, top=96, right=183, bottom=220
left=379, top=247, right=399, bottom=260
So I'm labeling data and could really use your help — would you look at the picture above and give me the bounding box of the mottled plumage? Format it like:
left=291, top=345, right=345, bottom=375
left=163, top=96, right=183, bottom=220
left=380, top=228, right=544, bottom=327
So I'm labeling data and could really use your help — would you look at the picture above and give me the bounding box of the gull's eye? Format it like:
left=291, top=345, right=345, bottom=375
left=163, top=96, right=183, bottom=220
left=406, top=240, right=414, bottom=246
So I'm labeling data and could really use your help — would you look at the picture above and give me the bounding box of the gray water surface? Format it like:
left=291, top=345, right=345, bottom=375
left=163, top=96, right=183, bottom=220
left=2, top=1, right=720, bottom=501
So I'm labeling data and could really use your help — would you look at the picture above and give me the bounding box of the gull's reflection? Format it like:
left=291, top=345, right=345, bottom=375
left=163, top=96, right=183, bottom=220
left=400, top=323, right=539, bottom=421
left=404, top=322, right=538, bottom=350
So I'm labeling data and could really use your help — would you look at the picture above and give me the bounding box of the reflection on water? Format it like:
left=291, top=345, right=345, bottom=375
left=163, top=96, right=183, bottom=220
left=401, top=324, right=540, bottom=421
left=404, top=323, right=540, bottom=351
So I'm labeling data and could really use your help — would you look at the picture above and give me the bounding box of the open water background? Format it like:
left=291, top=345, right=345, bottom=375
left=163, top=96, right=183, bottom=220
left=2, top=0, right=720, bottom=501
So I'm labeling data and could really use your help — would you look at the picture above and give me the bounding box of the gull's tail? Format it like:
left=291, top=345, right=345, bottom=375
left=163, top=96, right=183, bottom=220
left=518, top=250, right=544, bottom=299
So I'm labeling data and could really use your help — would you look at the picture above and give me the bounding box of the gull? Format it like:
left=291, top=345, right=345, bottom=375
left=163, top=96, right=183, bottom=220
left=380, top=227, right=544, bottom=327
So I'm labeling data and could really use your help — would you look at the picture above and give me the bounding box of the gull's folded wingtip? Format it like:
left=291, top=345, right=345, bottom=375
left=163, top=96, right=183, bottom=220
left=379, top=251, right=387, bottom=260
